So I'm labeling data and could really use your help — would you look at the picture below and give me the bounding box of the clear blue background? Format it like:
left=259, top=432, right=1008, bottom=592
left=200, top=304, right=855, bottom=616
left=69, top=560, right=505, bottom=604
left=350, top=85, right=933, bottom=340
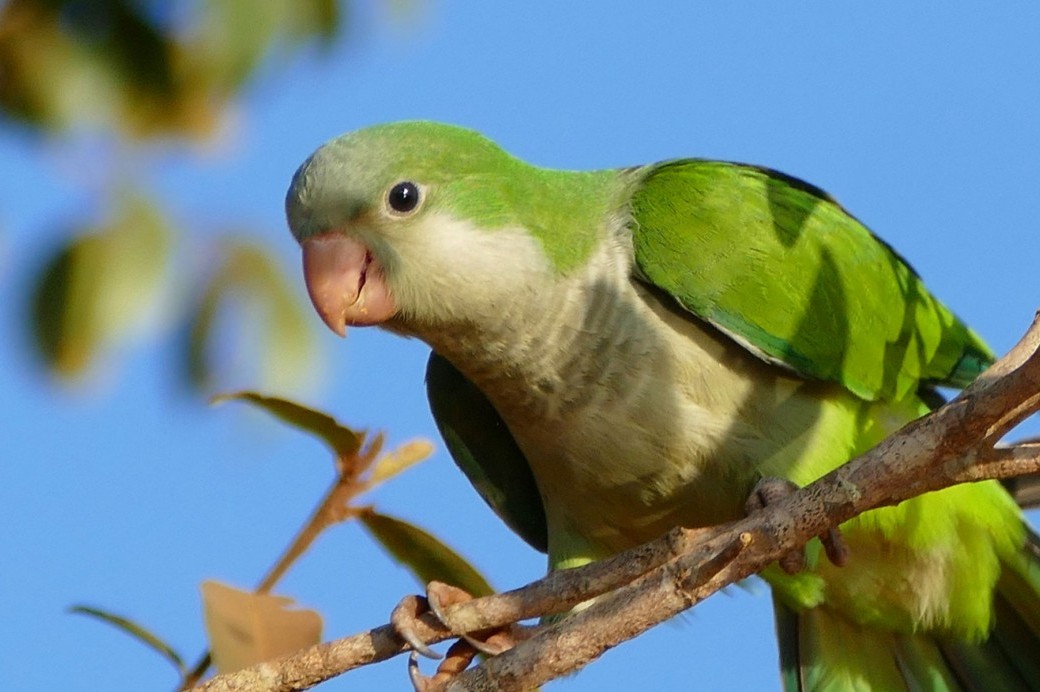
left=4, top=3, right=1040, bottom=689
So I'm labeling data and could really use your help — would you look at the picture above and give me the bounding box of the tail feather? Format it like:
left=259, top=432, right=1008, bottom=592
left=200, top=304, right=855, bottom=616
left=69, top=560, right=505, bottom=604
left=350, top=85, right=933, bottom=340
left=935, top=631, right=1032, bottom=691
left=979, top=528, right=1040, bottom=688
left=893, top=634, right=960, bottom=690
left=774, top=599, right=804, bottom=691
left=776, top=528, right=1040, bottom=692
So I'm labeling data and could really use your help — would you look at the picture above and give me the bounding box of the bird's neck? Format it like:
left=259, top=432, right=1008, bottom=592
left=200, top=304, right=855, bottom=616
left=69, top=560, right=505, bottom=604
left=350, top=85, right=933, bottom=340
left=415, top=234, right=645, bottom=422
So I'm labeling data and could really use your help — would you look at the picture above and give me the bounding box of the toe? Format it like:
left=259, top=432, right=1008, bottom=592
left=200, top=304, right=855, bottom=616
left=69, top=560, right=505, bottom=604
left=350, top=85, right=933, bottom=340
left=392, top=594, right=442, bottom=660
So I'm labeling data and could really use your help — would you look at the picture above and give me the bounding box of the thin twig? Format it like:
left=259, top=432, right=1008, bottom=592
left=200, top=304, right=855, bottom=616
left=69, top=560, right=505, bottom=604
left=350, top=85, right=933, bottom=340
left=178, top=439, right=383, bottom=689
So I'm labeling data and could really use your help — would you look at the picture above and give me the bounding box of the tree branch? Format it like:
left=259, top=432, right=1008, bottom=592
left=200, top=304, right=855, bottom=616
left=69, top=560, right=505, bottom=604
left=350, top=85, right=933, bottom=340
left=194, top=312, right=1040, bottom=692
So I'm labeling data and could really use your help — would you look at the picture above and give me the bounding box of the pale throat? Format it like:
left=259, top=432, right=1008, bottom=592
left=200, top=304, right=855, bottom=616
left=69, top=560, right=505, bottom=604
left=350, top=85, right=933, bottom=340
left=412, top=234, right=649, bottom=424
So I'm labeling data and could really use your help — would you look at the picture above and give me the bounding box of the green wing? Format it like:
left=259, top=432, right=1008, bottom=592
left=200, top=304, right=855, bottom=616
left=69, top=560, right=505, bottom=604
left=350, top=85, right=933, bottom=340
left=629, top=160, right=994, bottom=402
left=425, top=353, right=548, bottom=552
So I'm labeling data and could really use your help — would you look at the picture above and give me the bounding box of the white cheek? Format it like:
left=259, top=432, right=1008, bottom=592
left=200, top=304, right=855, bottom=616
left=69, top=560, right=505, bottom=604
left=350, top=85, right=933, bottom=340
left=386, top=212, right=551, bottom=324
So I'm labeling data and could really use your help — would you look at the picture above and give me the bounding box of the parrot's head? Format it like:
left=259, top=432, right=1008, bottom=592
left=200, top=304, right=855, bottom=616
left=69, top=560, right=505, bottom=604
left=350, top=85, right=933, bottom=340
left=286, top=120, right=581, bottom=338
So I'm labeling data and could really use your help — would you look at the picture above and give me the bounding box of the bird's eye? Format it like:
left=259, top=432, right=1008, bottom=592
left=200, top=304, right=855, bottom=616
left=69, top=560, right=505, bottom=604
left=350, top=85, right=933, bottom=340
left=387, top=181, right=421, bottom=214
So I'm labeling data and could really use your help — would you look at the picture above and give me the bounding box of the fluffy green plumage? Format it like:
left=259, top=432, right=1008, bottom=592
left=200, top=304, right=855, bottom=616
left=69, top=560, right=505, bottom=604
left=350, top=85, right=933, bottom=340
left=286, top=121, right=1039, bottom=690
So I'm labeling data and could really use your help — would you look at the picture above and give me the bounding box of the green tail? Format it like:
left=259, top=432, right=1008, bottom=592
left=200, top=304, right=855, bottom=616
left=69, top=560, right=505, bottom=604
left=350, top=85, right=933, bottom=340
left=777, top=528, right=1040, bottom=691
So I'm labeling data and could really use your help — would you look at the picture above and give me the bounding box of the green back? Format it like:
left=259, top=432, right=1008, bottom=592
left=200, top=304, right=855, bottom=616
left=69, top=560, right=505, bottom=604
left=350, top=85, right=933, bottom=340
left=425, top=353, right=548, bottom=552
left=629, top=160, right=993, bottom=402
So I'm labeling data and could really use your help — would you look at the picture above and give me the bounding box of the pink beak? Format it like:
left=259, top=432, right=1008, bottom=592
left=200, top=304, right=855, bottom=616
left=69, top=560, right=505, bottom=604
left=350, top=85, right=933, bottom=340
left=301, top=233, right=396, bottom=336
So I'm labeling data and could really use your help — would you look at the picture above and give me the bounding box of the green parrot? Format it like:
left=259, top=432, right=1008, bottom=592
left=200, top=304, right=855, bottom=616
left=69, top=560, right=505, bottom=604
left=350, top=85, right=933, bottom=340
left=286, top=121, right=1040, bottom=690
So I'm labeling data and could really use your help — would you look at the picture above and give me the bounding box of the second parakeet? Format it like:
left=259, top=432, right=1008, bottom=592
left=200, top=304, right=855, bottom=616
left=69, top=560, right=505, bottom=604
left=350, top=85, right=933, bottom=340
left=286, top=121, right=1040, bottom=690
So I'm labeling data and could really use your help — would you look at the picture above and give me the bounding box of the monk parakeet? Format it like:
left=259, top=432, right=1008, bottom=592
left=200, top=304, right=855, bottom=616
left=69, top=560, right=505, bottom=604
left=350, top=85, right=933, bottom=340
left=286, top=121, right=1040, bottom=690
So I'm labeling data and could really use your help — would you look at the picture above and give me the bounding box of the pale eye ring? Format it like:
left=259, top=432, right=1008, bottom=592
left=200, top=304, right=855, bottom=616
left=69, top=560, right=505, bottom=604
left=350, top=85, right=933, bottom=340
left=387, top=181, right=421, bottom=214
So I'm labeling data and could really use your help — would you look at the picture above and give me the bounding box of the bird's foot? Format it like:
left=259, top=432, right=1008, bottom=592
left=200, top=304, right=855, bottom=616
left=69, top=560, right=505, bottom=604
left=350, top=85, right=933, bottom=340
left=391, top=582, right=528, bottom=691
left=744, top=477, right=849, bottom=574
left=424, top=582, right=521, bottom=656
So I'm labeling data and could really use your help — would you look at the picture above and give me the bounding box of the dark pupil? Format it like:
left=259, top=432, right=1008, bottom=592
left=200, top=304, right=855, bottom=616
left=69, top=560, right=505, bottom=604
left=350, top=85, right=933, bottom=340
left=388, top=182, right=420, bottom=212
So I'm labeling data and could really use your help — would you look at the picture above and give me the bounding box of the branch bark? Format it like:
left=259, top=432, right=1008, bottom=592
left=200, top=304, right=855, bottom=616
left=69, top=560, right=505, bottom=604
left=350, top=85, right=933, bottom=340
left=194, top=312, right=1040, bottom=692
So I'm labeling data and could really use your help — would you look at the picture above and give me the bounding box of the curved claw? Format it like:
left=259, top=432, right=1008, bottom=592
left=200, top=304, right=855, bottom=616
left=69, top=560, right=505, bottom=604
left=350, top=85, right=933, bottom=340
left=391, top=595, right=442, bottom=660
left=408, top=641, right=480, bottom=692
left=746, top=476, right=849, bottom=574
left=408, top=651, right=429, bottom=691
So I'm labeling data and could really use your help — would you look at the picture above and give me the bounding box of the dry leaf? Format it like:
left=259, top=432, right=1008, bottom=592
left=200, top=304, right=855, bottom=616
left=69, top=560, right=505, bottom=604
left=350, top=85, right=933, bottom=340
left=201, top=580, right=323, bottom=674
left=367, top=439, right=435, bottom=488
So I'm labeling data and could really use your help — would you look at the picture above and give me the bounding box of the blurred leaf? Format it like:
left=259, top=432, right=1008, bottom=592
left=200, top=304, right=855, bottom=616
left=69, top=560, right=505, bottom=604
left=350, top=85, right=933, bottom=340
left=360, top=510, right=494, bottom=598
left=313, top=0, right=342, bottom=38
left=94, top=196, right=173, bottom=335
left=213, top=391, right=362, bottom=457
left=60, top=0, right=176, bottom=96
left=184, top=263, right=222, bottom=389
left=31, top=240, right=78, bottom=370
left=184, top=239, right=319, bottom=395
left=201, top=580, right=323, bottom=675
left=0, top=0, right=112, bottom=130
left=0, top=0, right=347, bottom=137
left=366, top=439, right=435, bottom=489
left=69, top=604, right=186, bottom=675
left=0, top=0, right=210, bottom=136
left=196, top=0, right=341, bottom=90
left=29, top=194, right=172, bottom=377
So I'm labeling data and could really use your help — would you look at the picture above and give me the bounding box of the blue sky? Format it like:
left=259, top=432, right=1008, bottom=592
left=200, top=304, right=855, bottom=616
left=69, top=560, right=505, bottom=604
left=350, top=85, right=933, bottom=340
left=4, top=2, right=1040, bottom=690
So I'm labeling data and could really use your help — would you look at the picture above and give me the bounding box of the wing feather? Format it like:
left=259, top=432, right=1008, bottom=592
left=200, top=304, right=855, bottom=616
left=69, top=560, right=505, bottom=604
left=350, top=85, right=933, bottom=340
left=629, top=160, right=993, bottom=401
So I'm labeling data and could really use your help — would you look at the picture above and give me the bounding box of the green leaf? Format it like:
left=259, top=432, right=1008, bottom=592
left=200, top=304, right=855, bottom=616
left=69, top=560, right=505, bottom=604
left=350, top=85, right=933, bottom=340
left=360, top=510, right=494, bottom=598
left=184, top=268, right=222, bottom=391
left=213, top=391, right=362, bottom=457
left=0, top=1, right=208, bottom=136
left=30, top=239, right=80, bottom=372
left=313, top=0, right=342, bottom=38
left=0, top=0, right=348, bottom=137
left=183, top=239, right=320, bottom=396
left=29, top=194, right=172, bottom=377
left=69, top=604, right=185, bottom=675
left=193, top=0, right=345, bottom=93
